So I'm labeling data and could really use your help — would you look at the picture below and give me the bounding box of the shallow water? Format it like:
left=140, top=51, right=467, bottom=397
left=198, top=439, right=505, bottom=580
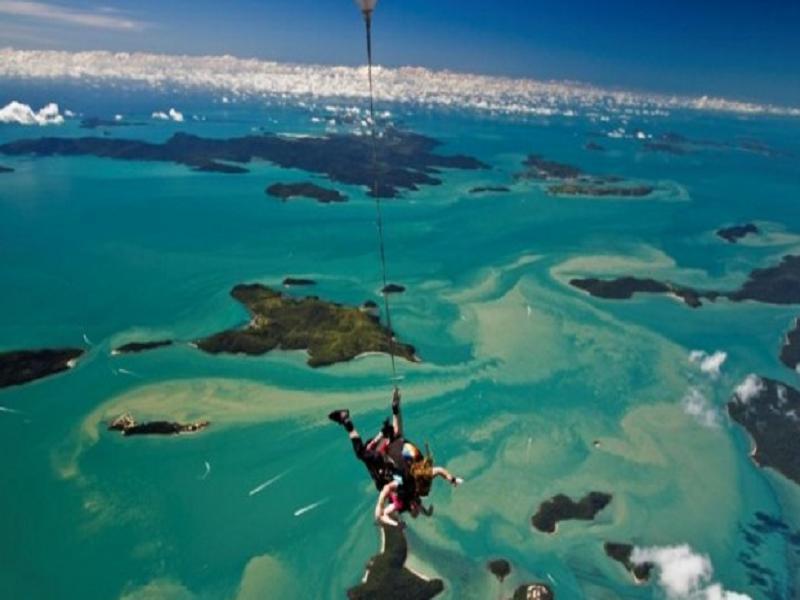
left=1, top=84, right=799, bottom=599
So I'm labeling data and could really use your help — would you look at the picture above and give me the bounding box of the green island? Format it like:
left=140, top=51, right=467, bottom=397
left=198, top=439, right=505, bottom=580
left=0, top=348, right=84, bottom=389
left=347, top=525, right=444, bottom=600
left=195, top=284, right=417, bottom=367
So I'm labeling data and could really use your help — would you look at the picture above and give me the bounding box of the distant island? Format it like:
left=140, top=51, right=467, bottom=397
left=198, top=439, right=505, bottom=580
left=728, top=376, right=800, bottom=486
left=0, top=165, right=13, bottom=174
left=642, top=131, right=787, bottom=158
left=0, top=128, right=487, bottom=198
left=0, top=348, right=83, bottom=389
left=603, top=542, right=654, bottom=584
left=113, top=340, right=173, bottom=355
left=570, top=254, right=800, bottom=308
left=531, top=492, right=612, bottom=533
left=716, top=223, right=759, bottom=244
left=469, top=186, right=510, bottom=194
left=266, top=182, right=346, bottom=204
left=195, top=284, right=417, bottom=367
left=516, top=153, right=654, bottom=198
left=347, top=525, right=444, bottom=600
left=80, top=117, right=145, bottom=129
left=584, top=142, right=605, bottom=152
left=779, top=317, right=800, bottom=371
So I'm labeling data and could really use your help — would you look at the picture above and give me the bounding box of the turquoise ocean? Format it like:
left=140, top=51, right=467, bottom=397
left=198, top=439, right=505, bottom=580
left=1, top=81, right=799, bottom=599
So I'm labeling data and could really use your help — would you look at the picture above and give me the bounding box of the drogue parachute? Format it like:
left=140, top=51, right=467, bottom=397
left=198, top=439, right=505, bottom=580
left=355, top=0, right=377, bottom=16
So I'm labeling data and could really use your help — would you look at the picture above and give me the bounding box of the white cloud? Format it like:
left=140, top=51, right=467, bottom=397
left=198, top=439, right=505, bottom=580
left=733, top=374, right=764, bottom=405
left=681, top=388, right=720, bottom=428
left=689, top=350, right=727, bottom=379
left=0, top=100, right=64, bottom=125
left=631, top=545, right=750, bottom=599
left=0, top=1, right=144, bottom=31
left=151, top=108, right=183, bottom=122
left=0, top=49, right=797, bottom=118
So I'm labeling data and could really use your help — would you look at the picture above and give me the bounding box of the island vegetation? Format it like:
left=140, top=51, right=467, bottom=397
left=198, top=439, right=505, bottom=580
left=195, top=284, right=417, bottom=367
left=531, top=492, right=612, bottom=533
left=603, top=542, right=654, bottom=583
left=0, top=348, right=83, bottom=389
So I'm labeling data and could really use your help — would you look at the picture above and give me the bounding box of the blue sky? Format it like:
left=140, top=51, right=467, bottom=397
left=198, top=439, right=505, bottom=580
left=0, top=0, right=798, bottom=106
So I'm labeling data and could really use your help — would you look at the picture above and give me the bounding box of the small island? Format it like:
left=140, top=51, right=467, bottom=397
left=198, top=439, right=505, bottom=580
left=469, top=186, right=511, bottom=194
left=532, top=492, right=612, bottom=534
left=779, top=317, right=800, bottom=371
left=282, top=277, right=316, bottom=287
left=570, top=277, right=705, bottom=308
left=0, top=348, right=83, bottom=389
left=516, top=154, right=583, bottom=180
left=195, top=284, right=417, bottom=367
left=728, top=376, right=800, bottom=486
left=108, top=413, right=210, bottom=437
left=570, top=254, right=800, bottom=308
left=347, top=525, right=444, bottom=600
left=0, top=165, right=13, bottom=174
left=382, top=283, right=406, bottom=294
left=548, top=182, right=654, bottom=198
left=716, top=224, right=759, bottom=244
left=113, top=340, right=173, bottom=355
left=604, top=542, right=654, bottom=584
left=511, top=583, right=554, bottom=600
left=584, top=142, right=605, bottom=152
left=487, top=558, right=511, bottom=582
left=266, top=182, right=346, bottom=204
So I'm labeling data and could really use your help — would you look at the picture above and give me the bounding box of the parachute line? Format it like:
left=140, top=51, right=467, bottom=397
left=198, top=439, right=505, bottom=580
left=362, top=9, right=398, bottom=382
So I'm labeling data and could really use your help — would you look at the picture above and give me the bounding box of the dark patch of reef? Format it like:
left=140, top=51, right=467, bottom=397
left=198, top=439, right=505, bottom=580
left=347, top=525, right=444, bottom=600
left=108, top=413, right=209, bottom=436
left=282, top=277, right=316, bottom=287
left=642, top=132, right=789, bottom=158
left=728, top=376, right=800, bottom=486
left=531, top=492, right=612, bottom=533
left=0, top=348, right=83, bottom=389
left=113, top=340, right=173, bottom=354
left=0, top=165, right=13, bottom=173
left=195, top=284, right=417, bottom=367
left=381, top=283, right=406, bottom=294
left=603, top=542, right=653, bottom=584
left=0, top=128, right=486, bottom=198
left=570, top=254, right=800, bottom=308
left=716, top=223, right=759, bottom=244
left=266, top=182, right=346, bottom=204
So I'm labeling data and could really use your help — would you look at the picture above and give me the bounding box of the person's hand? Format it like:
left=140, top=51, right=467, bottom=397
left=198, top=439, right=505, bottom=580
left=392, top=387, right=401, bottom=405
left=452, top=477, right=464, bottom=487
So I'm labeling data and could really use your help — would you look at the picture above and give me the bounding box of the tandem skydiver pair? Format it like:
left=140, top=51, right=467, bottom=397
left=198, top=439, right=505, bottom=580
left=328, top=387, right=463, bottom=528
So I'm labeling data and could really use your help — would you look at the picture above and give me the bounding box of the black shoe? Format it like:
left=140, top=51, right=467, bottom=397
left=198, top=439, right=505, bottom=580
left=328, top=409, right=350, bottom=425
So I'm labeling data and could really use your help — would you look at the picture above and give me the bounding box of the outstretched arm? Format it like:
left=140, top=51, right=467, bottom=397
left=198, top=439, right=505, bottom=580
left=375, top=481, right=401, bottom=527
left=432, top=466, right=463, bottom=486
left=391, top=387, right=402, bottom=438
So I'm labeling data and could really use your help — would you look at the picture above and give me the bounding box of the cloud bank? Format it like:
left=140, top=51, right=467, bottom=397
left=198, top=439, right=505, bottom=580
left=0, top=99, right=63, bottom=124
left=0, top=48, right=798, bottom=118
left=733, top=374, right=764, bottom=405
left=681, top=388, right=720, bottom=428
left=631, top=545, right=750, bottom=599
